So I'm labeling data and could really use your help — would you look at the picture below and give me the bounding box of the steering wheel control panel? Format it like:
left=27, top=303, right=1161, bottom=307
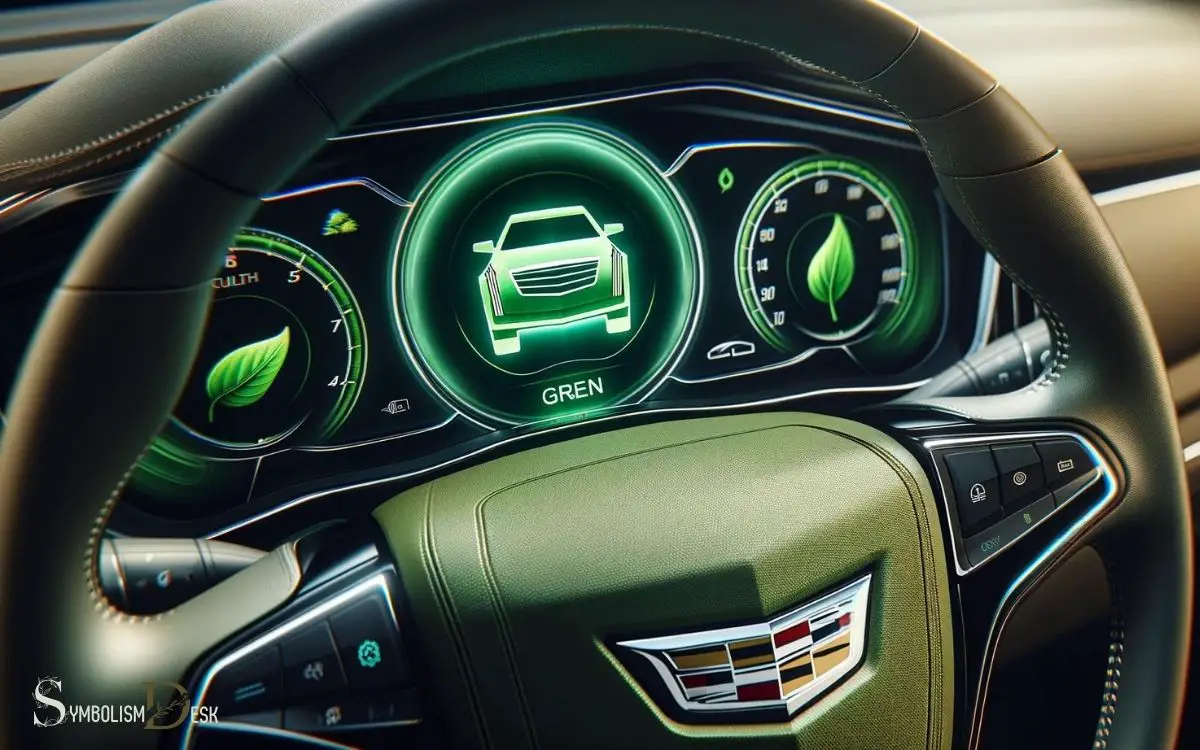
left=924, top=431, right=1112, bottom=573
left=189, top=571, right=419, bottom=743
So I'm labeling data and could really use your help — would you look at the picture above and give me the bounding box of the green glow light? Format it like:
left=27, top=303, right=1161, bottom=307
left=133, top=433, right=210, bottom=491
left=735, top=156, right=932, bottom=355
left=393, top=121, right=700, bottom=426
left=130, top=228, right=367, bottom=499
left=231, top=229, right=366, bottom=439
left=473, top=205, right=631, bottom=357
left=718, top=167, right=735, bottom=193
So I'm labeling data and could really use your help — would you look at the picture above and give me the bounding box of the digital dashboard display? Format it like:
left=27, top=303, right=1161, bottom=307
left=104, top=83, right=971, bottom=529
left=396, top=121, right=699, bottom=425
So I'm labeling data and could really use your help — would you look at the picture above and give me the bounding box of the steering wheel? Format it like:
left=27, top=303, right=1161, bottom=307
left=1, top=1, right=1191, bottom=748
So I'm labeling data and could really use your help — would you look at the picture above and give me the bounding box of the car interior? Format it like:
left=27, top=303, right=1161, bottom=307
left=0, top=1, right=1197, bottom=748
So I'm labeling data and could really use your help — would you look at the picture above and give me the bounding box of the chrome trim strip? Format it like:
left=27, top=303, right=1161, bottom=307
left=970, top=255, right=1001, bottom=353
left=0, top=174, right=410, bottom=234
left=661, top=140, right=822, bottom=177
left=180, top=571, right=408, bottom=749
left=330, top=83, right=910, bottom=142
left=295, top=414, right=457, bottom=453
left=0, top=173, right=126, bottom=231
left=922, top=430, right=1115, bottom=577
left=0, top=189, right=48, bottom=219
left=207, top=379, right=930, bottom=539
left=0, top=191, right=32, bottom=212
left=0, top=85, right=903, bottom=232
left=264, top=177, right=412, bottom=207
left=1092, top=167, right=1200, bottom=206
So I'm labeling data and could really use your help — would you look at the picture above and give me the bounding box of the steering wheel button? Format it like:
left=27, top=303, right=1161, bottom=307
left=1036, top=439, right=1094, bottom=491
left=942, top=448, right=1000, bottom=535
left=281, top=621, right=347, bottom=702
left=328, top=595, right=406, bottom=691
left=206, top=646, right=283, bottom=715
left=991, top=443, right=1045, bottom=512
left=284, top=695, right=368, bottom=732
left=963, top=494, right=1055, bottom=567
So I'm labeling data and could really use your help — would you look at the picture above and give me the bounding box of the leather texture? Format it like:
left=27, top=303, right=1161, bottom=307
left=0, top=2, right=1189, bottom=749
left=0, top=284, right=303, bottom=749
left=376, top=412, right=953, bottom=750
left=0, top=0, right=359, bottom=193
left=922, top=153, right=1194, bottom=749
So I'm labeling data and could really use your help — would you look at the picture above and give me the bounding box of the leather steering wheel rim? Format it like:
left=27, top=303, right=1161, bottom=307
left=0, top=1, right=1190, bottom=748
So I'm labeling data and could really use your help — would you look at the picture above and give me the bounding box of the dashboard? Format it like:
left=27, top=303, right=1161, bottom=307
left=0, top=78, right=993, bottom=542
left=3, top=5, right=1199, bottom=746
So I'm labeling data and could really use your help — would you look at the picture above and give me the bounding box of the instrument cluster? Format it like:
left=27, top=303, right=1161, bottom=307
left=0, top=80, right=992, bottom=535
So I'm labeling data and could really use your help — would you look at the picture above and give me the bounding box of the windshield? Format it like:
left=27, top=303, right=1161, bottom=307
left=501, top=213, right=598, bottom=249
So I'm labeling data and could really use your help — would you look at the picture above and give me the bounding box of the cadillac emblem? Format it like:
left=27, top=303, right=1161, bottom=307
left=616, top=574, right=872, bottom=721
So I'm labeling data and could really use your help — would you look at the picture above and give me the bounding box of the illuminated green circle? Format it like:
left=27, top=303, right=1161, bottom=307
left=129, top=228, right=367, bottom=513
left=735, top=157, right=919, bottom=352
left=165, top=229, right=366, bottom=449
left=229, top=229, right=366, bottom=439
left=394, top=122, right=700, bottom=426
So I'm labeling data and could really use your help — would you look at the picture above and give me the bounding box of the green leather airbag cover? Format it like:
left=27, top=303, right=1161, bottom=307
left=375, top=412, right=952, bottom=749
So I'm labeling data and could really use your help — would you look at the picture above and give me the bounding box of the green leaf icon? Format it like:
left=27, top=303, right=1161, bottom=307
left=205, top=327, right=290, bottom=422
left=323, top=209, right=358, bottom=236
left=806, top=214, right=856, bottom=323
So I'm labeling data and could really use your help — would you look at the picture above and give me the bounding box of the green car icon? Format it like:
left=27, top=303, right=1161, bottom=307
left=474, top=205, right=632, bottom=356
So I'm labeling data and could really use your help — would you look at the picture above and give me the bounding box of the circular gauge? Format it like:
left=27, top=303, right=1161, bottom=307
left=736, top=157, right=917, bottom=352
left=171, top=228, right=366, bottom=449
left=393, top=121, right=700, bottom=426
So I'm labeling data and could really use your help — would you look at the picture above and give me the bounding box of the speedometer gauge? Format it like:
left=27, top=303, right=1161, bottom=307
left=173, top=228, right=366, bottom=449
left=127, top=228, right=368, bottom=518
left=736, top=157, right=916, bottom=352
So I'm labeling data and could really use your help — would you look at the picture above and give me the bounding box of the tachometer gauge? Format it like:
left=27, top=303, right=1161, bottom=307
left=126, top=227, right=368, bottom=518
left=736, top=157, right=916, bottom=352
left=172, top=228, right=366, bottom=450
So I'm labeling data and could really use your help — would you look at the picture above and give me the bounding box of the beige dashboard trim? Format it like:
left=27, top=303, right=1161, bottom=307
left=890, top=0, right=1200, bottom=173
left=1184, top=440, right=1200, bottom=465
left=1093, top=168, right=1200, bottom=207
left=1091, top=172, right=1200, bottom=367
left=1094, top=169, right=1200, bottom=466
